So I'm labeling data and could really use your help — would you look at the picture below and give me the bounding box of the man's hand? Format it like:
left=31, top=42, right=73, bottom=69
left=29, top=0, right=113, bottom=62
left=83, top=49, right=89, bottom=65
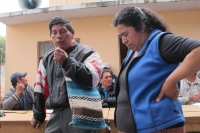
left=53, top=47, right=68, bottom=65
left=189, top=92, right=200, bottom=102
left=30, top=118, right=41, bottom=129
left=15, top=83, right=25, bottom=96
left=156, top=79, right=179, bottom=102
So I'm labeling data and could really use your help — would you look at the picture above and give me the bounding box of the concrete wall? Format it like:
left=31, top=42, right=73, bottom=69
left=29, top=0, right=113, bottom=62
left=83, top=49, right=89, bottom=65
left=5, top=9, right=200, bottom=91
left=159, top=10, right=200, bottom=39
left=6, top=21, right=51, bottom=89
left=5, top=16, right=118, bottom=90
left=49, top=0, right=99, bottom=6
left=49, top=0, right=67, bottom=7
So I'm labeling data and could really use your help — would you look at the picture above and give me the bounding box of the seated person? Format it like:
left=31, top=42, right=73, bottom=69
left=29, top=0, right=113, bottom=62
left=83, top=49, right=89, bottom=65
left=179, top=73, right=200, bottom=105
left=97, top=69, right=116, bottom=108
left=2, top=72, right=34, bottom=110
left=103, top=63, right=118, bottom=83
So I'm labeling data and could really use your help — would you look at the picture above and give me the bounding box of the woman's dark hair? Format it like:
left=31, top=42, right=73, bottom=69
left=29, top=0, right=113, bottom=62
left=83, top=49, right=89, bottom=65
left=49, top=16, right=74, bottom=36
left=113, top=6, right=170, bottom=32
left=100, top=69, right=112, bottom=79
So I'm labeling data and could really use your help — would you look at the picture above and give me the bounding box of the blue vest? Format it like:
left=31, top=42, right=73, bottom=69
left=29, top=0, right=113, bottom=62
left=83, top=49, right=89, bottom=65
left=125, top=29, right=184, bottom=133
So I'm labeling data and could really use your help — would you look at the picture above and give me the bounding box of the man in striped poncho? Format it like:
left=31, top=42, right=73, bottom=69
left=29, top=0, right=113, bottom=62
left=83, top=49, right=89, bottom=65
left=30, top=16, right=103, bottom=133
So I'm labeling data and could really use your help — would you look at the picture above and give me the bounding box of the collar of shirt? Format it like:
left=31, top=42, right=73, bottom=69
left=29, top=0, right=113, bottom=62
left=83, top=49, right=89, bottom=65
left=101, top=85, right=111, bottom=99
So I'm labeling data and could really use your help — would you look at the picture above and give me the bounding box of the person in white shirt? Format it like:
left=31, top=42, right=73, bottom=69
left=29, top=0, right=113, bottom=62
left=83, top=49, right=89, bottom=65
left=179, top=73, right=200, bottom=105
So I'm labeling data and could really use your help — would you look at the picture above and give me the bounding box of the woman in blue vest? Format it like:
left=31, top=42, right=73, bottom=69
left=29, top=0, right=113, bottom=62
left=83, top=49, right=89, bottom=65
left=112, top=7, right=200, bottom=133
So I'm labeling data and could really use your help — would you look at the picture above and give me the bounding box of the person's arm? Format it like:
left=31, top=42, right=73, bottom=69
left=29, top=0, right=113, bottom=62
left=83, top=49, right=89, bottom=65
left=2, top=88, right=21, bottom=110
left=178, top=97, right=189, bottom=105
left=159, top=33, right=200, bottom=63
left=179, top=92, right=200, bottom=104
left=64, top=52, right=103, bottom=87
left=179, top=78, right=200, bottom=104
left=176, top=46, right=200, bottom=77
left=53, top=46, right=103, bottom=87
left=157, top=34, right=200, bottom=101
left=31, top=59, right=47, bottom=128
left=158, top=41, right=200, bottom=101
left=103, top=84, right=116, bottom=107
left=104, top=97, right=116, bottom=106
left=178, top=80, right=190, bottom=104
left=178, top=90, right=190, bottom=105
left=181, top=94, right=200, bottom=105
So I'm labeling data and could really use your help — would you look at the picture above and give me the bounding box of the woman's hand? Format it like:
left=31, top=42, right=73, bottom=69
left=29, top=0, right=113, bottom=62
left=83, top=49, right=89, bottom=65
left=156, top=78, right=179, bottom=102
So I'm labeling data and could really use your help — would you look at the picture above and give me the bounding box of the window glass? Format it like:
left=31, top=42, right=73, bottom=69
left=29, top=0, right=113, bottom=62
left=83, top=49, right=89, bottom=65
left=38, top=39, right=79, bottom=65
left=45, top=42, right=54, bottom=53
left=39, top=42, right=45, bottom=56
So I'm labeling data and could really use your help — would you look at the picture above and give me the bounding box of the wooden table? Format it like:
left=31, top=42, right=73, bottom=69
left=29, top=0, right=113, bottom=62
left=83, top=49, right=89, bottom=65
left=0, top=110, right=50, bottom=133
left=96, top=108, right=110, bottom=133
left=0, top=105, right=199, bottom=133
left=0, top=109, right=110, bottom=133
left=107, top=108, right=117, bottom=133
left=182, top=105, right=200, bottom=132
left=105, top=105, right=200, bottom=132
left=102, top=108, right=109, bottom=120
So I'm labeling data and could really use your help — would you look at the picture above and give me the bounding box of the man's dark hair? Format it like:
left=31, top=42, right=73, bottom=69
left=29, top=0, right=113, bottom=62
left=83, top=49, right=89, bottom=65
left=11, top=77, right=22, bottom=88
left=49, top=16, right=74, bottom=36
left=100, top=69, right=112, bottom=79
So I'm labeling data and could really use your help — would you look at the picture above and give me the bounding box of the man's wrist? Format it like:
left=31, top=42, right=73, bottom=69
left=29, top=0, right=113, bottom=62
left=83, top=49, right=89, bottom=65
left=14, top=91, right=21, bottom=97
left=62, top=58, right=68, bottom=68
left=32, top=117, right=41, bottom=123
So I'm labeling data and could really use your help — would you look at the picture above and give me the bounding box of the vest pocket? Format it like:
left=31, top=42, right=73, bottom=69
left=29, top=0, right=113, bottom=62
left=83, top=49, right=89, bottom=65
left=150, top=96, right=183, bottom=126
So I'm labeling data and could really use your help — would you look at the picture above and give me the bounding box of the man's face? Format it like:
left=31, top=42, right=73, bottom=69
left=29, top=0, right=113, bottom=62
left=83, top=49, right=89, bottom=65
left=100, top=72, right=112, bottom=89
left=18, top=76, right=28, bottom=87
left=51, top=23, right=74, bottom=50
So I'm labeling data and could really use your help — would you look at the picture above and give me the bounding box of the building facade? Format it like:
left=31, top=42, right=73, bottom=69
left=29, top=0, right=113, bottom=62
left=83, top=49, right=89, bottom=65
left=0, top=0, right=200, bottom=91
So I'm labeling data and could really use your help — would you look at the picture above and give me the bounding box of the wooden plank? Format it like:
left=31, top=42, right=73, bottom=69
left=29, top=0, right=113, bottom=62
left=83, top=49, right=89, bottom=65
left=182, top=105, right=200, bottom=131
left=106, top=108, right=117, bottom=133
left=0, top=121, right=46, bottom=133
left=0, top=110, right=49, bottom=133
left=102, top=108, right=109, bottom=120
left=1, top=105, right=200, bottom=132
left=185, top=117, right=200, bottom=132
left=3, top=110, right=27, bottom=114
left=184, top=112, right=200, bottom=117
left=107, top=108, right=114, bottom=120
left=107, top=106, right=200, bottom=132
left=0, top=111, right=50, bottom=122
left=182, top=105, right=200, bottom=112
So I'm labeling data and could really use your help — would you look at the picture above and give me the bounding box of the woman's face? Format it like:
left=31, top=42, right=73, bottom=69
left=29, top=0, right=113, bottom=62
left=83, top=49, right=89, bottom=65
left=116, top=24, right=144, bottom=51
